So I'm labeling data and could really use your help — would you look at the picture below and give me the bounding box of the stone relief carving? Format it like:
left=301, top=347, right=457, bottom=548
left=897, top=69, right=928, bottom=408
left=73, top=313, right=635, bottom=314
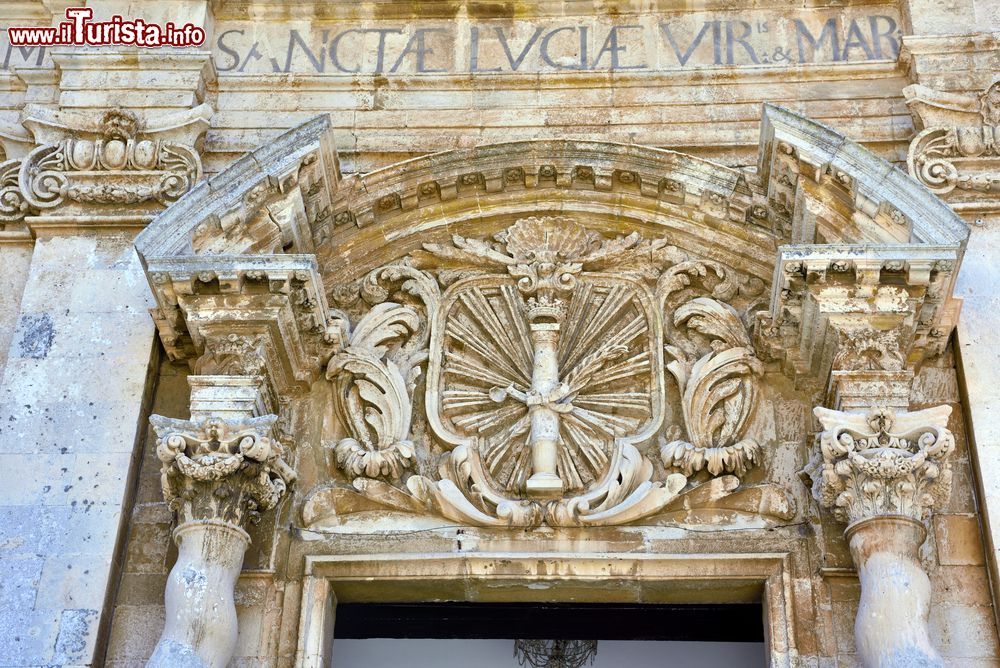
left=327, top=302, right=426, bottom=481
left=905, top=80, right=1000, bottom=199
left=0, top=103, right=211, bottom=230
left=150, top=414, right=296, bottom=528
left=661, top=296, right=763, bottom=477
left=309, top=217, right=782, bottom=528
left=21, top=109, right=200, bottom=209
left=809, top=405, right=955, bottom=525
left=0, top=158, right=28, bottom=226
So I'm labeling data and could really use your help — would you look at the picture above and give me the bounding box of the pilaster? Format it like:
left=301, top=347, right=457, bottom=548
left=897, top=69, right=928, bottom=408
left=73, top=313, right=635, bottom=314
left=0, top=2, right=218, bottom=665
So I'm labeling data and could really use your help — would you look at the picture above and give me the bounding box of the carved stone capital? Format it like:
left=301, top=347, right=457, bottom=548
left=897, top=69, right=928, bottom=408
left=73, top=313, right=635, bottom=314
left=150, top=412, right=295, bottom=529
left=811, top=405, right=955, bottom=526
left=4, top=103, right=211, bottom=234
left=149, top=376, right=295, bottom=530
left=905, top=80, right=1000, bottom=211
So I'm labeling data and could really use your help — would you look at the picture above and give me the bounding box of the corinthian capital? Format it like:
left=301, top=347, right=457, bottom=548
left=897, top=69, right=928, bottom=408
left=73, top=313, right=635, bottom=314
left=150, top=413, right=296, bottom=528
left=811, top=406, right=955, bottom=526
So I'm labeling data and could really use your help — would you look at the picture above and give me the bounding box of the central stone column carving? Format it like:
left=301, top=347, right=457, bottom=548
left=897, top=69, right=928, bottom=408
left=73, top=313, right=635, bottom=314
left=494, top=297, right=576, bottom=497
left=812, top=405, right=955, bottom=668
left=147, top=376, right=295, bottom=668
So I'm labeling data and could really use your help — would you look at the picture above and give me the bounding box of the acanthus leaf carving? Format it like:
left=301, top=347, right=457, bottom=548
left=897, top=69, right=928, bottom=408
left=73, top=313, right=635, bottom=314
left=809, top=405, right=955, bottom=525
left=308, top=217, right=777, bottom=528
left=150, top=414, right=296, bottom=528
left=327, top=301, right=426, bottom=481
left=325, top=262, right=440, bottom=483
left=660, top=295, right=763, bottom=478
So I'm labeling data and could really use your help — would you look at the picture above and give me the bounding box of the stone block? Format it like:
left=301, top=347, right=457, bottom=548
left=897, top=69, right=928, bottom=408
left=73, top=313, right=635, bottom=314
left=115, top=573, right=169, bottom=606
left=35, top=555, right=111, bottom=611
left=67, top=268, right=153, bottom=315
left=934, top=514, right=987, bottom=566
left=930, top=603, right=1000, bottom=658
left=106, top=604, right=165, bottom=660
left=0, top=608, right=61, bottom=665
left=123, top=522, right=171, bottom=575
left=911, top=367, right=960, bottom=406
left=51, top=608, right=100, bottom=665
left=0, top=555, right=43, bottom=610
left=0, top=452, right=134, bottom=507
left=932, top=565, right=995, bottom=606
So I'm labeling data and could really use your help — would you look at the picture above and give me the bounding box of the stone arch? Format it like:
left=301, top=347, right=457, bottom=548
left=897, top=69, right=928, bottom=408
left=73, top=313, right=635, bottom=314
left=136, top=103, right=968, bottom=391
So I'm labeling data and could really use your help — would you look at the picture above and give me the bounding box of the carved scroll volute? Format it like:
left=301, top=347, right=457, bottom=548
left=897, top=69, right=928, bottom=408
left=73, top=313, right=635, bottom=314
left=905, top=81, right=1000, bottom=197
left=326, top=301, right=426, bottom=481
left=20, top=108, right=204, bottom=211
left=0, top=158, right=28, bottom=226
left=658, top=269, right=764, bottom=478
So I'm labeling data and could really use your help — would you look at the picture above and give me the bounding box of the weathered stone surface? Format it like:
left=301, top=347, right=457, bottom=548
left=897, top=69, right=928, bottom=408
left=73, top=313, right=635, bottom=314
left=0, top=1, right=998, bottom=667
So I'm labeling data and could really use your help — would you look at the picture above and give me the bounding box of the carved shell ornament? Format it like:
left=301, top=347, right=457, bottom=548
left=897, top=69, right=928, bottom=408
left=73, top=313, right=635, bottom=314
left=306, top=217, right=787, bottom=528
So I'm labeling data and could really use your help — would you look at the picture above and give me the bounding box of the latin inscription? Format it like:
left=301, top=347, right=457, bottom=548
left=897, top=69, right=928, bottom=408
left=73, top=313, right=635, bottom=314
left=1, top=9, right=903, bottom=74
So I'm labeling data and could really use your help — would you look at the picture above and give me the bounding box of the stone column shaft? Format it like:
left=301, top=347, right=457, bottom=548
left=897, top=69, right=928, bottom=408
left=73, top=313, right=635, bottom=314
left=811, top=404, right=955, bottom=668
left=150, top=521, right=249, bottom=667
left=848, top=516, right=940, bottom=667
left=146, top=375, right=293, bottom=668
left=526, top=323, right=563, bottom=496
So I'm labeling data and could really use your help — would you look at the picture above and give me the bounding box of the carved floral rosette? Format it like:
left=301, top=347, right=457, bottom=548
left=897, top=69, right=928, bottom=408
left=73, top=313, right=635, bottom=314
left=19, top=109, right=202, bottom=211
left=312, top=217, right=777, bottom=528
left=811, top=406, right=955, bottom=525
left=151, top=414, right=297, bottom=528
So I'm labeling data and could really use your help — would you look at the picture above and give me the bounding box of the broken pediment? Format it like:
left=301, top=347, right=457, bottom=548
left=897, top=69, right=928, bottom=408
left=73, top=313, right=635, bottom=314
left=134, top=105, right=968, bottom=529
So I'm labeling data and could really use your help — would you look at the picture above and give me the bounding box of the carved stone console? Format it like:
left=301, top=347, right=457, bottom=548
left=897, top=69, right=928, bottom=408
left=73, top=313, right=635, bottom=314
left=147, top=376, right=295, bottom=668
left=812, top=405, right=954, bottom=667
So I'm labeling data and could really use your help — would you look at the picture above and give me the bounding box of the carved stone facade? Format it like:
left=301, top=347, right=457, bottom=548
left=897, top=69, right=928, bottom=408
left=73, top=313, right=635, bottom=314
left=0, top=2, right=998, bottom=668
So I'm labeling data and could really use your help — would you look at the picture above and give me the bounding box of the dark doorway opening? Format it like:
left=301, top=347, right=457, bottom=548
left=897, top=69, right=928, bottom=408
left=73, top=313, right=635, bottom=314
left=335, top=602, right=764, bottom=642
left=332, top=602, right=767, bottom=667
